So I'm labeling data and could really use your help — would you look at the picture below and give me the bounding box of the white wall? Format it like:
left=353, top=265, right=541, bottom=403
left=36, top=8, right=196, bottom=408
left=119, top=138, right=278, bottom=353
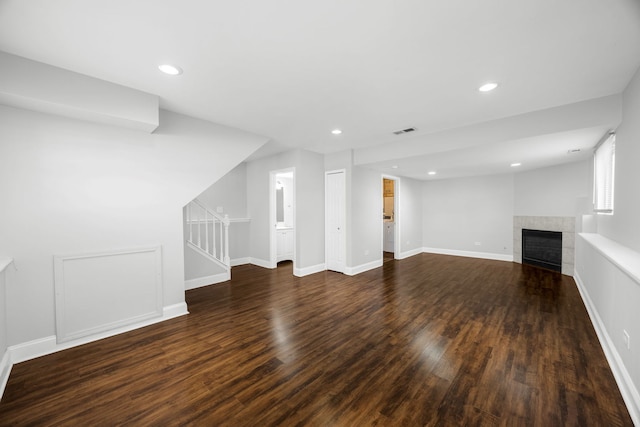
left=514, top=160, right=590, bottom=217
left=574, top=66, right=640, bottom=423
left=423, top=174, right=514, bottom=256
left=184, top=246, right=226, bottom=281
left=575, top=235, right=640, bottom=424
left=197, top=163, right=248, bottom=218
left=397, top=177, right=423, bottom=257
left=295, top=150, right=325, bottom=271
left=0, top=264, right=9, bottom=396
left=0, top=105, right=266, bottom=347
left=350, top=166, right=384, bottom=268
left=246, top=150, right=325, bottom=272
left=0, top=266, right=8, bottom=360
left=598, top=66, right=640, bottom=253
left=228, top=222, right=251, bottom=264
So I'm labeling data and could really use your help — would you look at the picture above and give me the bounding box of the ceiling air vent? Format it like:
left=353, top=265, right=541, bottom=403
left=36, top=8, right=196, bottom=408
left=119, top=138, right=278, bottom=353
left=393, top=127, right=417, bottom=135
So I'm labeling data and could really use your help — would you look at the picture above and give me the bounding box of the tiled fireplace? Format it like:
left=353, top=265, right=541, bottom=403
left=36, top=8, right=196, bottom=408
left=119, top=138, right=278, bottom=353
left=513, top=216, right=575, bottom=276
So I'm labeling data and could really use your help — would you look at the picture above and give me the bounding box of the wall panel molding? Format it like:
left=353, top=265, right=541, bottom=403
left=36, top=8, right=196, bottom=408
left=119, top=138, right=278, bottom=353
left=54, top=246, right=163, bottom=343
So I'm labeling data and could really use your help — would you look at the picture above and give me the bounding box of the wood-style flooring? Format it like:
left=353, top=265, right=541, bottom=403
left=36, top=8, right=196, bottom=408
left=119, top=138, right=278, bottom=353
left=0, top=254, right=633, bottom=426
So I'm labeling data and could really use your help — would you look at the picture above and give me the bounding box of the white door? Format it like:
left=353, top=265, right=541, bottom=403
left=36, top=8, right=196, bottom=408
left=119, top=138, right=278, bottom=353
left=325, top=170, right=346, bottom=272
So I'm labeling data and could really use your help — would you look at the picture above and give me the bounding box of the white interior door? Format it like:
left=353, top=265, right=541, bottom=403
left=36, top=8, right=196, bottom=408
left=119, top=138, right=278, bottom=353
left=325, top=170, right=346, bottom=272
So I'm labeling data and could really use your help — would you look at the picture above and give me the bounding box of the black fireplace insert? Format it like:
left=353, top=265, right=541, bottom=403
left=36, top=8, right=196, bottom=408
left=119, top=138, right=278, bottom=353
left=522, top=229, right=562, bottom=272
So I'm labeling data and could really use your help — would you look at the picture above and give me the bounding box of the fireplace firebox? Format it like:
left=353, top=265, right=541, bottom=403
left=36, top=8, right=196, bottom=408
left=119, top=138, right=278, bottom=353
left=522, top=229, right=562, bottom=272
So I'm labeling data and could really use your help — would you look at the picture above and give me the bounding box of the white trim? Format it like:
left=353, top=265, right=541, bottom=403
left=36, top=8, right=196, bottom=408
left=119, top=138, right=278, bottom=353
left=0, top=258, right=13, bottom=273
left=579, top=233, right=640, bottom=286
left=396, top=247, right=423, bottom=260
left=344, top=259, right=383, bottom=276
left=231, top=257, right=251, bottom=267
left=162, top=302, right=189, bottom=320
left=8, top=335, right=57, bottom=365
left=2, top=301, right=188, bottom=400
left=381, top=174, right=401, bottom=259
left=250, top=257, right=274, bottom=269
left=574, top=272, right=640, bottom=426
left=53, top=246, right=164, bottom=343
left=229, top=217, right=251, bottom=223
left=294, top=263, right=326, bottom=277
left=185, top=240, right=229, bottom=271
left=0, top=349, right=11, bottom=400
left=423, top=247, right=514, bottom=262
left=7, top=303, right=188, bottom=367
left=270, top=167, right=296, bottom=273
left=189, top=217, right=251, bottom=224
left=185, top=272, right=230, bottom=290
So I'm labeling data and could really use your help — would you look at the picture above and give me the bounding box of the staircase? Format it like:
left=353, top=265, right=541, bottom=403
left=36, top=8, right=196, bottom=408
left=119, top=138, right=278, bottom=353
left=185, top=199, right=230, bottom=272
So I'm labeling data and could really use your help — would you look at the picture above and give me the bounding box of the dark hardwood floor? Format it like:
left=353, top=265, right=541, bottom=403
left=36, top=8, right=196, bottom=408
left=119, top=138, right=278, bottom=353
left=0, top=254, right=633, bottom=426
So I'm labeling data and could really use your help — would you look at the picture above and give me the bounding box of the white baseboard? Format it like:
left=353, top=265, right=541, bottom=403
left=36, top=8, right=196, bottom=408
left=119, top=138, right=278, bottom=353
left=6, top=303, right=189, bottom=367
left=574, top=272, right=640, bottom=426
left=231, top=257, right=251, bottom=267
left=162, top=302, right=189, bottom=320
left=344, top=259, right=383, bottom=276
left=250, top=257, right=275, bottom=269
left=294, top=263, right=326, bottom=277
left=0, top=349, right=11, bottom=400
left=185, top=272, right=230, bottom=290
left=8, top=335, right=57, bottom=365
left=0, top=302, right=188, bottom=400
left=396, top=247, right=423, bottom=260
left=422, top=247, right=513, bottom=262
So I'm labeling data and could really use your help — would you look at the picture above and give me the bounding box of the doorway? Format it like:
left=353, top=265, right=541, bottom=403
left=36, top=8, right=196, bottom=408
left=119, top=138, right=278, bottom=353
left=382, top=176, right=399, bottom=259
left=270, top=168, right=295, bottom=270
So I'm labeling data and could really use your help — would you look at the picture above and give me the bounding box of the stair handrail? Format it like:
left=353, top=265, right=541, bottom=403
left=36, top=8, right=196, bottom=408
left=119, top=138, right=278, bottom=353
left=186, top=198, right=230, bottom=267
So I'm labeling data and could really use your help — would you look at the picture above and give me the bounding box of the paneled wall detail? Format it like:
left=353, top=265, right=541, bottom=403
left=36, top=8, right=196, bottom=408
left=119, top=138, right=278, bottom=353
left=54, top=247, right=163, bottom=343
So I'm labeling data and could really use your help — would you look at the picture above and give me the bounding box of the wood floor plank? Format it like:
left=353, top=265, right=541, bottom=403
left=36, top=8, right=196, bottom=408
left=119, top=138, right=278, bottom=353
left=0, top=254, right=633, bottom=426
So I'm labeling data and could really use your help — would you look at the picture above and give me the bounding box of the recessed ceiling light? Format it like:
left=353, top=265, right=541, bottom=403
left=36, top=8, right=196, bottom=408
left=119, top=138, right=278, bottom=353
left=479, top=82, right=498, bottom=92
left=428, top=171, right=436, bottom=175
left=510, top=162, right=521, bottom=167
left=158, top=64, right=183, bottom=75
left=391, top=165, right=398, bottom=169
left=331, top=129, right=342, bottom=135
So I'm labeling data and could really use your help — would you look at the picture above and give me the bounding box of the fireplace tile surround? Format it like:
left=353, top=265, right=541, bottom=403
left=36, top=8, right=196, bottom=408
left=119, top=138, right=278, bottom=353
left=513, top=216, right=575, bottom=276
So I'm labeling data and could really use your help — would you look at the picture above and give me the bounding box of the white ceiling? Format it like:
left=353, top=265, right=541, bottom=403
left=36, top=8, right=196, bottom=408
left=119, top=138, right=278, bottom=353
left=1, top=0, right=639, bottom=179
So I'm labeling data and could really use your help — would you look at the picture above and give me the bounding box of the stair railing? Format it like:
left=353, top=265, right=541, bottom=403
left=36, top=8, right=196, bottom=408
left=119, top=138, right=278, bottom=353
left=186, top=199, right=230, bottom=267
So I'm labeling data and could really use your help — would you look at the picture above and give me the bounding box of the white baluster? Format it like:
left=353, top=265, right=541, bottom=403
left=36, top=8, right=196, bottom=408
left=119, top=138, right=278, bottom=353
left=212, top=216, right=217, bottom=259
left=223, top=214, right=230, bottom=266
left=205, top=209, right=209, bottom=254
left=187, top=202, right=193, bottom=243
left=197, top=205, right=202, bottom=248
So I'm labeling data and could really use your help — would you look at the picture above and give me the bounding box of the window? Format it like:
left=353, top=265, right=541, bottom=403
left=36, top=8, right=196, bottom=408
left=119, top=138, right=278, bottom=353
left=593, top=132, right=616, bottom=214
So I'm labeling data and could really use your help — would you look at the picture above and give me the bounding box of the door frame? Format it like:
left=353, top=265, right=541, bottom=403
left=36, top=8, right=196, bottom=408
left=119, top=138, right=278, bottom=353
left=325, top=169, right=347, bottom=273
left=381, top=174, right=400, bottom=258
left=269, top=167, right=296, bottom=270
